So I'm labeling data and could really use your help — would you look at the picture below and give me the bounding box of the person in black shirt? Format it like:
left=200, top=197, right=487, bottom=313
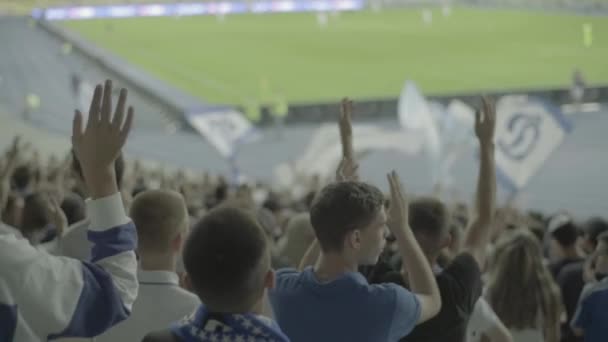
left=558, top=218, right=608, bottom=342
left=366, top=97, right=497, bottom=342
left=547, top=213, right=584, bottom=279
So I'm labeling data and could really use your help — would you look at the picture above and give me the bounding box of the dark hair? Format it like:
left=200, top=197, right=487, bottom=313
left=598, top=231, right=608, bottom=256
left=550, top=222, right=579, bottom=248
left=60, top=193, right=86, bottom=225
left=71, top=150, right=125, bottom=189
left=310, top=181, right=384, bottom=253
left=12, top=165, right=31, bottom=190
left=263, top=193, right=282, bottom=213
left=584, top=217, right=608, bottom=248
left=409, top=197, right=450, bottom=239
left=183, top=206, right=268, bottom=313
left=21, top=193, right=50, bottom=239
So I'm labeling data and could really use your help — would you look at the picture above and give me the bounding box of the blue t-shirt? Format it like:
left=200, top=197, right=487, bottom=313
left=269, top=267, right=421, bottom=342
left=571, top=277, right=608, bottom=342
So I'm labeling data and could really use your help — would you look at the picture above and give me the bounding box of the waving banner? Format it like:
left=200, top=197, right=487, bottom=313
left=494, top=96, right=573, bottom=192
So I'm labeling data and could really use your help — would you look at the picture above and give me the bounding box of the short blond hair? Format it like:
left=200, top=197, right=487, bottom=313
left=130, top=190, right=188, bottom=253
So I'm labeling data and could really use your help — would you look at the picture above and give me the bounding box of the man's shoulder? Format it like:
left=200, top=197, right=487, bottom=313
left=582, top=280, right=608, bottom=301
left=436, top=253, right=482, bottom=310
left=560, top=261, right=584, bottom=276
left=274, top=267, right=305, bottom=287
left=142, top=329, right=179, bottom=342
left=439, top=253, right=480, bottom=282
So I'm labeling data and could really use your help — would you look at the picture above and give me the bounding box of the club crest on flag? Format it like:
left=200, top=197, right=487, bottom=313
left=494, top=96, right=573, bottom=193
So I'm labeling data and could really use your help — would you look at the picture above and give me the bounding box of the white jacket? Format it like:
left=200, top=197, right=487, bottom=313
left=0, top=192, right=138, bottom=341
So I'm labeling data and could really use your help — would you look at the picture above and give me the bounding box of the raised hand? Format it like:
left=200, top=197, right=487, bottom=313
left=475, top=97, right=496, bottom=144
left=386, top=170, right=409, bottom=237
left=72, top=80, right=134, bottom=198
left=335, top=157, right=359, bottom=182
left=337, top=97, right=359, bottom=182
left=339, top=97, right=354, bottom=161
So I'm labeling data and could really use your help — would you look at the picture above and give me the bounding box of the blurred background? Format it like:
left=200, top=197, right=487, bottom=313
left=0, top=0, right=606, bottom=217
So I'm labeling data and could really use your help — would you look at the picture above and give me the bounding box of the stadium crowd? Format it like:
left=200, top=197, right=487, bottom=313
left=1, top=80, right=607, bottom=342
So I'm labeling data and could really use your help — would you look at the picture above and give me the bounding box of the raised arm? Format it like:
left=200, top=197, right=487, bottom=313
left=299, top=98, right=358, bottom=270
left=336, top=97, right=359, bottom=182
left=462, top=97, right=496, bottom=267
left=48, top=80, right=138, bottom=338
left=387, top=171, right=441, bottom=324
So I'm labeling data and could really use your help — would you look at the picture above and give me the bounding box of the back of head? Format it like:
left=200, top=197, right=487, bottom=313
left=12, top=165, right=31, bottom=191
left=409, top=197, right=450, bottom=253
left=21, top=193, right=50, bottom=242
left=278, top=213, right=315, bottom=267
left=487, top=230, right=561, bottom=330
left=60, top=192, right=86, bottom=225
left=309, top=181, right=384, bottom=253
left=130, top=189, right=188, bottom=254
left=183, top=206, right=269, bottom=313
left=584, top=217, right=608, bottom=249
left=548, top=213, right=578, bottom=248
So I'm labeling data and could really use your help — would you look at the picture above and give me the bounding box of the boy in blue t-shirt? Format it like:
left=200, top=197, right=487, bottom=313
left=269, top=172, right=442, bottom=342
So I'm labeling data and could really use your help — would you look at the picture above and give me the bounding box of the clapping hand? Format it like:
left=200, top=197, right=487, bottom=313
left=386, top=171, right=409, bottom=238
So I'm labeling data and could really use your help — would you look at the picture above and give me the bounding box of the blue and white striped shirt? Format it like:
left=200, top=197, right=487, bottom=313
left=0, top=192, right=139, bottom=341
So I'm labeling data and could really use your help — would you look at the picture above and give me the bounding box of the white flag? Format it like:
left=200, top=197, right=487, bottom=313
left=398, top=80, right=441, bottom=157
left=187, top=109, right=259, bottom=158
left=276, top=123, right=423, bottom=186
left=494, top=96, right=573, bottom=192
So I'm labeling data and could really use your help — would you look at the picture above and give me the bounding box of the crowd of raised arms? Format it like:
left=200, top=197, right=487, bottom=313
left=0, top=79, right=607, bottom=342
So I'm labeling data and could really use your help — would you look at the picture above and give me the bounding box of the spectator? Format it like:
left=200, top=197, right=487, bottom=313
left=0, top=80, right=138, bottom=341
left=571, top=231, right=608, bottom=342
left=19, top=192, right=52, bottom=244
left=60, top=192, right=86, bottom=226
left=275, top=212, right=315, bottom=268
left=486, top=230, right=563, bottom=342
left=548, top=213, right=584, bottom=278
left=366, top=98, right=497, bottom=342
left=269, top=174, right=441, bottom=341
left=265, top=99, right=440, bottom=342
left=97, top=189, right=199, bottom=342
left=580, top=218, right=608, bottom=255
left=557, top=217, right=608, bottom=342
left=144, top=206, right=288, bottom=342
left=11, top=165, right=33, bottom=195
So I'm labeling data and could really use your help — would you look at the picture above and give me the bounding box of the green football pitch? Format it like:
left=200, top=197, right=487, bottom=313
left=63, top=8, right=608, bottom=105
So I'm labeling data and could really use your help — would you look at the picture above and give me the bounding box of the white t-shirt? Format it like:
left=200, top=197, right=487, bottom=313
left=467, top=298, right=502, bottom=342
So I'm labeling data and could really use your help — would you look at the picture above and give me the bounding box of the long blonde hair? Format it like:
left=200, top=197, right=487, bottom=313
left=486, top=230, right=562, bottom=333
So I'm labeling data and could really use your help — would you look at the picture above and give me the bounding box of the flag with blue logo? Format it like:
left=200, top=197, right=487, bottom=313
left=494, top=96, right=573, bottom=192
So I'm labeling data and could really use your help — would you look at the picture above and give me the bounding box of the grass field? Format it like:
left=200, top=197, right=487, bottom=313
left=63, top=8, right=608, bottom=105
